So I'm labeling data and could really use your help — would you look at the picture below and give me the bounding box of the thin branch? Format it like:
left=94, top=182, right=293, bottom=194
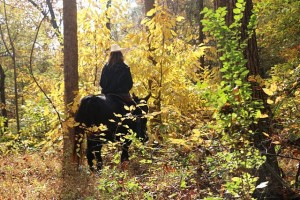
left=263, top=152, right=300, bottom=162
left=27, top=0, right=48, bottom=17
left=28, top=16, right=63, bottom=127
left=0, top=25, right=12, bottom=58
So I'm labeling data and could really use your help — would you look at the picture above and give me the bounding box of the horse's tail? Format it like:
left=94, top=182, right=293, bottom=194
left=73, top=95, right=94, bottom=166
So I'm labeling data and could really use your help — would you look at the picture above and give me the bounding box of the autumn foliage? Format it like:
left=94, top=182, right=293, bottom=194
left=0, top=0, right=299, bottom=199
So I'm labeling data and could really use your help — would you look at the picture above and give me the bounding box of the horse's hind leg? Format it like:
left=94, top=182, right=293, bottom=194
left=121, top=139, right=132, bottom=163
left=87, top=139, right=103, bottom=171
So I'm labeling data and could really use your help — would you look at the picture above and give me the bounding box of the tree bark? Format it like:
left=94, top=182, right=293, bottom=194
left=61, top=0, right=80, bottom=198
left=2, top=0, right=20, bottom=133
left=0, top=64, right=8, bottom=129
left=46, top=0, right=61, bottom=38
left=145, top=0, right=155, bottom=15
left=241, top=0, right=283, bottom=198
left=196, top=0, right=205, bottom=68
left=214, top=0, right=235, bottom=25
left=106, top=0, right=112, bottom=31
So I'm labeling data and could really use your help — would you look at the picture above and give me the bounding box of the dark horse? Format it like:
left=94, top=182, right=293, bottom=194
left=74, top=94, right=149, bottom=171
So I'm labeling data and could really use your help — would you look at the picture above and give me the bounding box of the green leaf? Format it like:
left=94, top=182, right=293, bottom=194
left=236, top=3, right=243, bottom=8
left=233, top=8, right=241, bottom=14
left=235, top=80, right=242, bottom=86
left=180, top=179, right=187, bottom=188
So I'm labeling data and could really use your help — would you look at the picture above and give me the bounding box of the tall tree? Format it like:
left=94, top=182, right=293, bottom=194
left=106, top=0, right=112, bottom=31
left=196, top=0, right=205, bottom=69
left=61, top=0, right=79, bottom=198
left=214, top=0, right=283, bottom=198
left=1, top=0, right=20, bottom=133
left=0, top=64, right=8, bottom=129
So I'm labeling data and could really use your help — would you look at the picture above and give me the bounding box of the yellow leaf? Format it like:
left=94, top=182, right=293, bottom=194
left=192, top=129, right=201, bottom=137
left=262, top=88, right=274, bottom=96
left=176, top=16, right=185, bottom=22
left=146, top=8, right=156, bottom=17
left=270, top=83, right=277, bottom=92
left=169, top=138, right=188, bottom=147
left=114, top=113, right=123, bottom=118
left=262, top=132, right=270, bottom=137
left=267, top=99, right=274, bottom=104
left=259, top=113, right=269, bottom=118
left=275, top=96, right=283, bottom=104
left=141, top=18, right=149, bottom=25
left=248, top=75, right=256, bottom=82
left=272, top=141, right=281, bottom=145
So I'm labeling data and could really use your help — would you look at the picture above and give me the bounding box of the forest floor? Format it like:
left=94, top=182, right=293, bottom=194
left=1, top=146, right=299, bottom=200
left=0, top=146, right=204, bottom=200
left=0, top=152, right=63, bottom=199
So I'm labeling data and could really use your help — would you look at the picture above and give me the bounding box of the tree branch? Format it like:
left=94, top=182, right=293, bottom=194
left=28, top=0, right=62, bottom=40
left=28, top=16, right=63, bottom=127
left=263, top=152, right=300, bottom=162
left=27, top=0, right=48, bottom=18
left=45, top=0, right=61, bottom=37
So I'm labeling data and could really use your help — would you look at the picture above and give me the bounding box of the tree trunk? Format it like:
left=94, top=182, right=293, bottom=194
left=214, top=0, right=283, bottom=198
left=106, top=0, right=112, bottom=31
left=0, top=64, right=8, bottom=129
left=2, top=0, right=20, bottom=133
left=145, top=0, right=155, bottom=15
left=241, top=1, right=283, bottom=198
left=214, top=0, right=235, bottom=25
left=196, top=0, right=205, bottom=69
left=61, top=0, right=80, bottom=198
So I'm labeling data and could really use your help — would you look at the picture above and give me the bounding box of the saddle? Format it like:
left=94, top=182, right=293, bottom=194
left=105, top=93, right=136, bottom=107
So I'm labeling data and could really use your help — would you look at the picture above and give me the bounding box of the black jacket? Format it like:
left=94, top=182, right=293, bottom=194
left=99, top=62, right=133, bottom=94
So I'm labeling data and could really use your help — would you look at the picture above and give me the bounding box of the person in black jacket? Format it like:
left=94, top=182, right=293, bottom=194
left=100, top=44, right=133, bottom=102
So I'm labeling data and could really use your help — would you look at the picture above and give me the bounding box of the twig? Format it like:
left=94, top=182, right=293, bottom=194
left=263, top=152, right=300, bottom=162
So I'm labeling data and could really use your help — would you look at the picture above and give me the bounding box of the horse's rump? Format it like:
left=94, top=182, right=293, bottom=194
left=74, top=93, right=149, bottom=170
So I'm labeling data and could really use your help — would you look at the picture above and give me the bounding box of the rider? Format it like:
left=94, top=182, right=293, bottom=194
left=99, top=44, right=133, bottom=104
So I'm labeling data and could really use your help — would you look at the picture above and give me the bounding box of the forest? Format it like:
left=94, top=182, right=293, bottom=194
left=0, top=0, right=299, bottom=199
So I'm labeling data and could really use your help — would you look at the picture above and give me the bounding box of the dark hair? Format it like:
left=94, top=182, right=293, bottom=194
left=108, top=51, right=124, bottom=66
